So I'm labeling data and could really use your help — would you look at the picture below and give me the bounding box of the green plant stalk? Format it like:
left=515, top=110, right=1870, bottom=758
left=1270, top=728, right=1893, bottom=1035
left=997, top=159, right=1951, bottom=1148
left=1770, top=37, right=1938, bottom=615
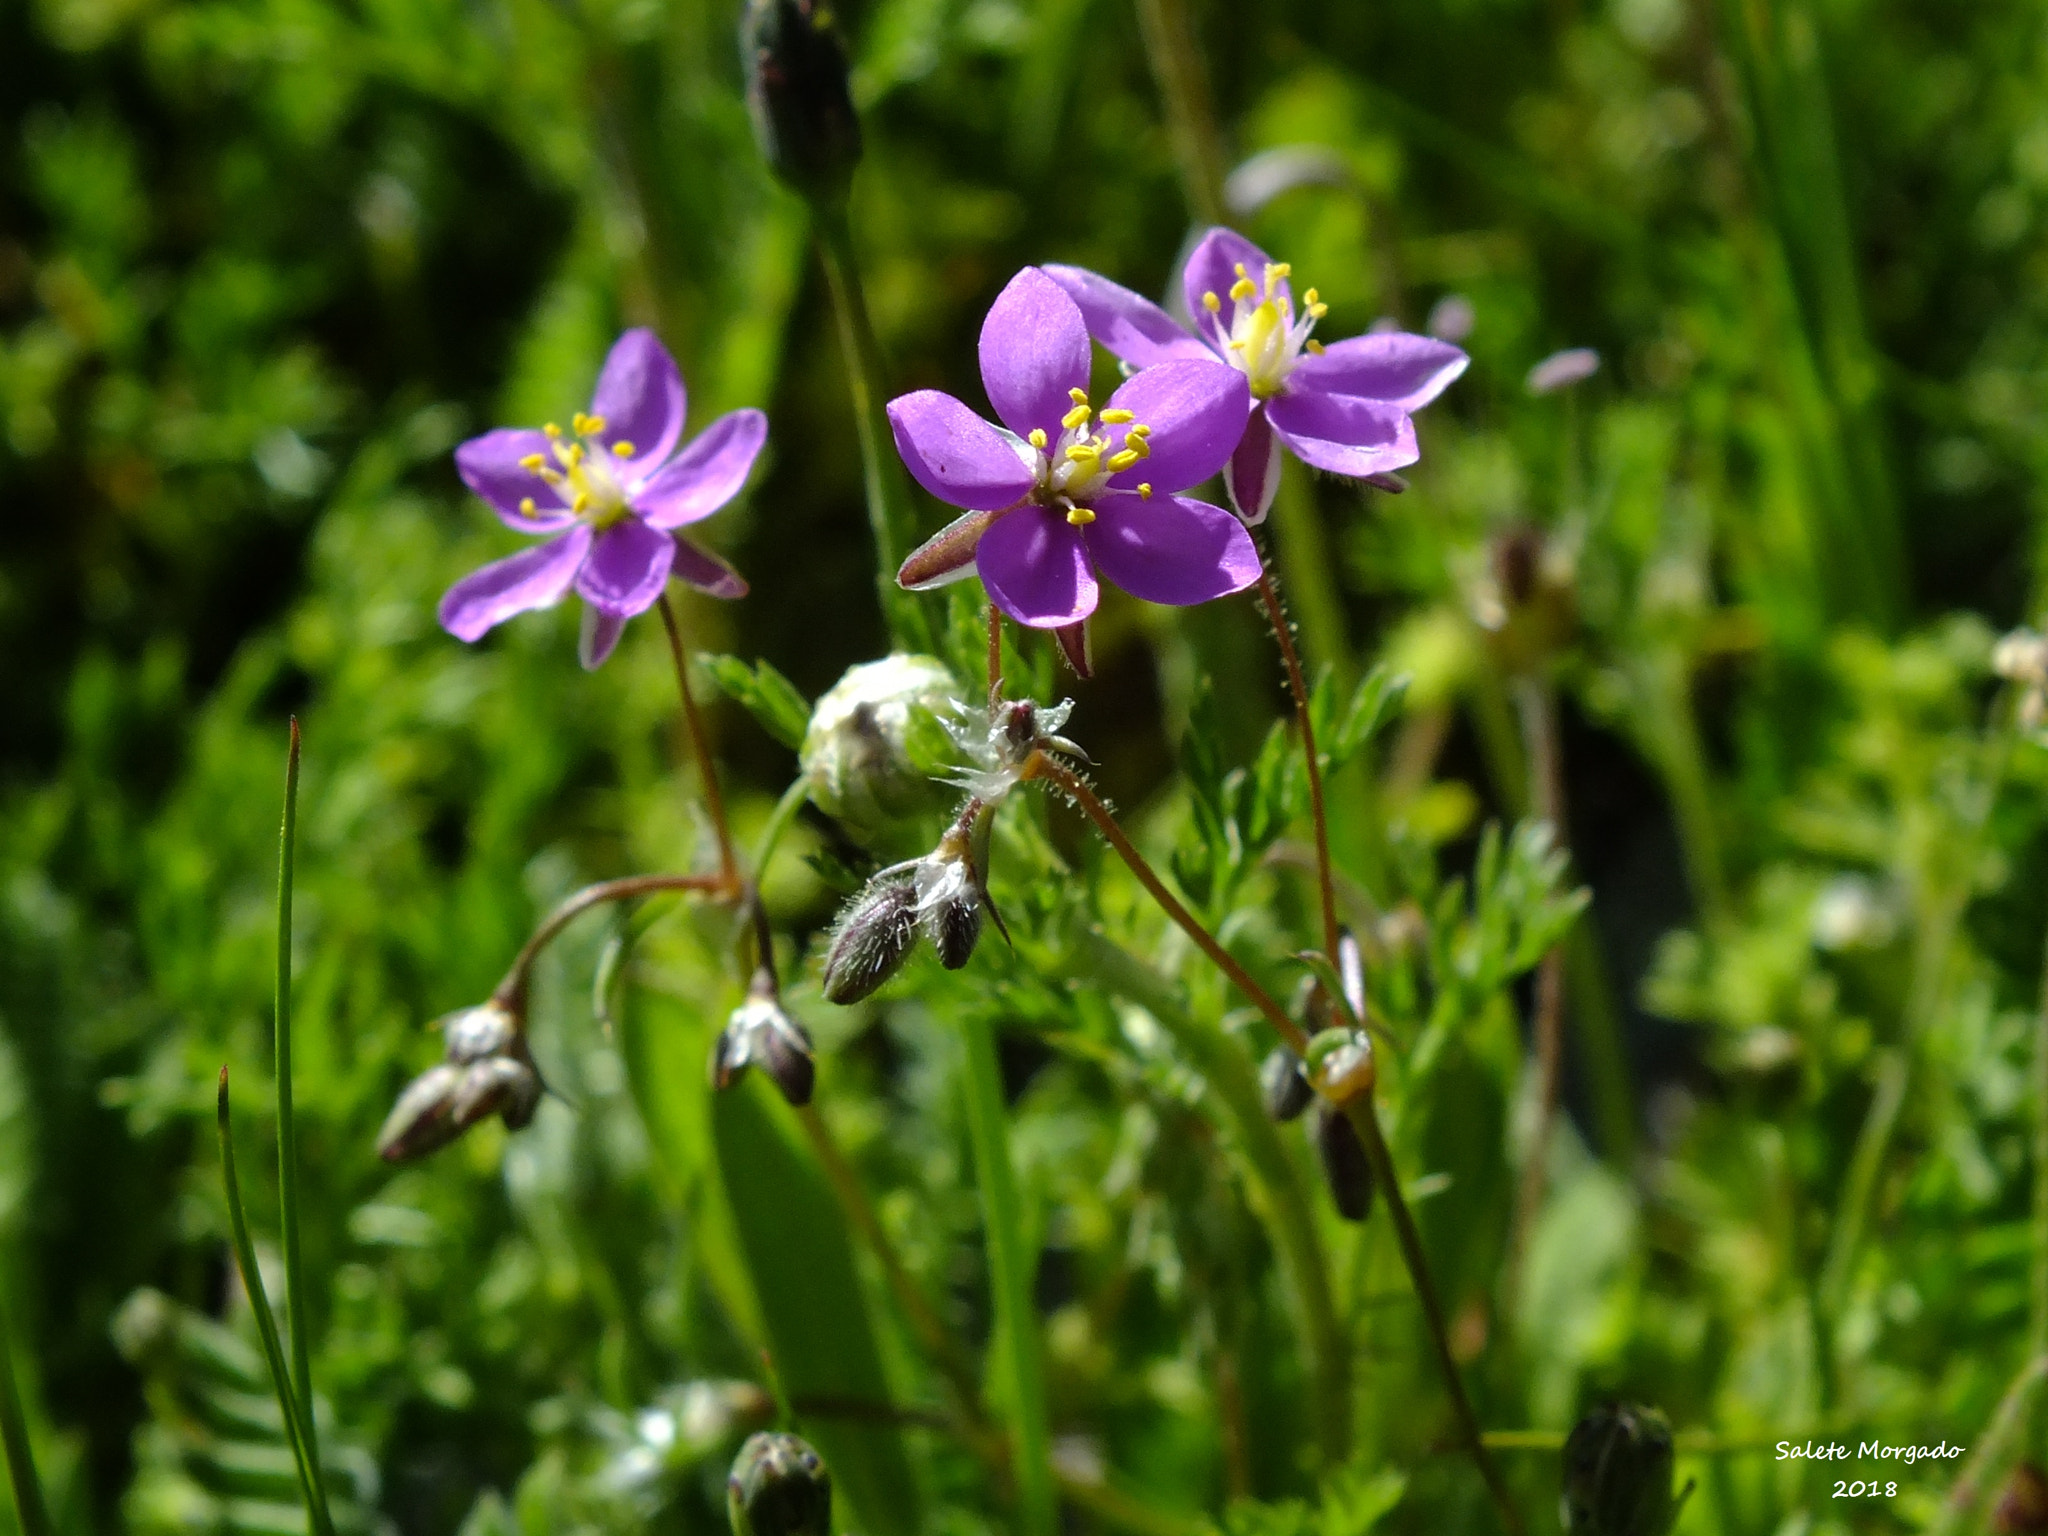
left=812, top=204, right=930, bottom=651
left=658, top=595, right=741, bottom=892
left=2034, top=930, right=2048, bottom=1388
left=1506, top=676, right=1567, bottom=1301
left=0, top=1285, right=51, bottom=1536
left=273, top=719, right=316, bottom=1483
left=1926, top=1353, right=2048, bottom=1536
left=217, top=1069, right=336, bottom=1536
left=1129, top=0, right=1226, bottom=225
left=958, top=1018, right=1057, bottom=1536
left=1266, top=473, right=1356, bottom=688
left=1254, top=563, right=1340, bottom=962
left=1347, top=1099, right=1526, bottom=1536
left=1075, top=929, right=1351, bottom=1469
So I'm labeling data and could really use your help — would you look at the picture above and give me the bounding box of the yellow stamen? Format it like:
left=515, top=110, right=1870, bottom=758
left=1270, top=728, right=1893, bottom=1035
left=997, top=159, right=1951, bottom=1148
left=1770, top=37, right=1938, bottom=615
left=1263, top=262, right=1291, bottom=298
left=519, top=454, right=546, bottom=472
left=1303, top=287, right=1319, bottom=306
left=518, top=497, right=537, bottom=517
left=1229, top=276, right=1257, bottom=302
left=1028, top=428, right=1048, bottom=449
left=1062, top=403, right=1093, bottom=431
left=1065, top=506, right=1095, bottom=526
left=1203, top=291, right=1222, bottom=313
left=1099, top=407, right=1135, bottom=424
left=1307, top=340, right=1325, bottom=355
left=1308, top=303, right=1328, bottom=319
left=1064, top=443, right=1101, bottom=465
left=1128, top=423, right=1152, bottom=439
left=538, top=468, right=564, bottom=485
left=1068, top=386, right=1089, bottom=404
left=612, top=440, right=636, bottom=457
left=1233, top=263, right=1247, bottom=278
left=1137, top=483, right=1153, bottom=500
left=544, top=422, right=562, bottom=439
left=1106, top=448, right=1143, bottom=472
left=572, top=491, right=591, bottom=513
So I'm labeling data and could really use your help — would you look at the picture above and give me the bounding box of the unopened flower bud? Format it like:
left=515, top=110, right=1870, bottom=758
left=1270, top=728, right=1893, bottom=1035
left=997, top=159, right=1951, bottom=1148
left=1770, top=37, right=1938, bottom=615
left=1260, top=1047, right=1313, bottom=1122
left=1995, top=1462, right=2048, bottom=1534
left=376, top=1063, right=467, bottom=1162
left=743, top=0, right=862, bottom=209
left=1303, top=1027, right=1375, bottom=1106
left=728, top=1431, right=832, bottom=1536
left=915, top=810, right=991, bottom=971
left=378, top=1000, right=544, bottom=1161
left=822, top=874, right=919, bottom=1004
left=1560, top=1403, right=1678, bottom=1536
left=713, top=972, right=818, bottom=1106
left=1312, top=1104, right=1374, bottom=1222
left=442, top=998, right=520, bottom=1063
left=802, top=655, right=957, bottom=833
left=452, top=1054, right=542, bottom=1132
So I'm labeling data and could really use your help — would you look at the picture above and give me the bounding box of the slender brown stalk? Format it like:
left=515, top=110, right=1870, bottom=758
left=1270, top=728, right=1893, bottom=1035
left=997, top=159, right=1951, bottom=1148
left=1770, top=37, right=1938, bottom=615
left=496, top=873, right=728, bottom=1010
left=1130, top=0, right=1227, bottom=223
left=987, top=602, right=1005, bottom=705
left=1255, top=563, right=1341, bottom=963
left=657, top=593, right=741, bottom=891
left=1024, top=752, right=1307, bottom=1053
left=1348, top=1100, right=1527, bottom=1536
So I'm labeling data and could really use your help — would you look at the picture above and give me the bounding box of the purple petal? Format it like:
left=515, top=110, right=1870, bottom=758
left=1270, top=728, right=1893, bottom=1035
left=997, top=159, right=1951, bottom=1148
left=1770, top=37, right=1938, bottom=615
left=574, top=516, right=676, bottom=617
left=1266, top=389, right=1419, bottom=478
left=887, top=391, right=1037, bottom=510
left=976, top=505, right=1099, bottom=628
left=438, top=526, right=593, bottom=642
left=1041, top=265, right=1214, bottom=368
left=1290, top=333, right=1469, bottom=410
left=899, top=507, right=1002, bottom=590
left=978, top=267, right=1092, bottom=440
left=1084, top=491, right=1260, bottom=608
left=455, top=428, right=577, bottom=531
left=580, top=606, right=627, bottom=669
left=1526, top=347, right=1601, bottom=395
left=636, top=408, right=767, bottom=529
left=1181, top=227, right=1284, bottom=331
left=1225, top=404, right=1282, bottom=525
left=672, top=535, right=750, bottom=599
left=590, top=328, right=687, bottom=480
left=1102, top=359, right=1250, bottom=494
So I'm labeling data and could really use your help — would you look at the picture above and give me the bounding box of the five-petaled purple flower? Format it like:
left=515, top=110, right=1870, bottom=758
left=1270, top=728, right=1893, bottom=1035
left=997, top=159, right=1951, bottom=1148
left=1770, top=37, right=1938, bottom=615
left=1046, top=228, right=1468, bottom=524
left=441, top=329, right=766, bottom=669
left=889, top=267, right=1260, bottom=671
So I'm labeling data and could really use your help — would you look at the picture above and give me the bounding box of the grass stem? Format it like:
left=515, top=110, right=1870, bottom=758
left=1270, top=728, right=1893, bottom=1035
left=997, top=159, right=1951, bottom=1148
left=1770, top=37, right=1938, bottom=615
left=658, top=595, right=742, bottom=893
left=0, top=1284, right=51, bottom=1536
left=273, top=719, right=316, bottom=1484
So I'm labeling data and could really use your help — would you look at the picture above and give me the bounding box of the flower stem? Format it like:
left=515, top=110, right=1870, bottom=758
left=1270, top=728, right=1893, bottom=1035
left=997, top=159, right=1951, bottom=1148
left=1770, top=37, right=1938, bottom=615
left=1129, top=0, right=1227, bottom=224
left=272, top=718, right=318, bottom=1484
left=0, top=1285, right=51, bottom=1536
left=958, top=1017, right=1057, bottom=1536
left=812, top=204, right=929, bottom=649
left=496, top=873, right=730, bottom=1013
left=1346, top=1099, right=1526, bottom=1536
left=988, top=601, right=1005, bottom=705
left=658, top=594, right=741, bottom=893
left=1022, top=752, right=1307, bottom=1053
left=217, top=1068, right=337, bottom=1536
left=2033, top=928, right=2048, bottom=1390
left=1254, top=562, right=1340, bottom=963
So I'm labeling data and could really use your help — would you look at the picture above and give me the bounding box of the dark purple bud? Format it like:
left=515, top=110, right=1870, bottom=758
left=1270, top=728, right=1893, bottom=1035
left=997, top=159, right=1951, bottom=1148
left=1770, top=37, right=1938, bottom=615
left=452, top=1055, right=542, bottom=1133
left=1560, top=1403, right=1679, bottom=1536
left=377, top=1063, right=467, bottom=1163
left=924, top=886, right=982, bottom=970
left=743, top=0, right=862, bottom=208
left=822, top=875, right=919, bottom=1004
left=1260, top=1047, right=1313, bottom=1123
left=1312, top=1104, right=1374, bottom=1222
left=713, top=988, right=818, bottom=1106
left=728, top=1432, right=832, bottom=1536
left=1996, top=1463, right=2048, bottom=1534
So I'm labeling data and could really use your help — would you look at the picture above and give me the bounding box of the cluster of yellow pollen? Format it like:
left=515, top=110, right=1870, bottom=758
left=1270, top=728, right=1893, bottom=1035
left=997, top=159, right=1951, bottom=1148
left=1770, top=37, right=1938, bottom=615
left=1027, top=387, right=1155, bottom=525
left=512, top=414, right=640, bottom=523
left=1199, top=261, right=1329, bottom=398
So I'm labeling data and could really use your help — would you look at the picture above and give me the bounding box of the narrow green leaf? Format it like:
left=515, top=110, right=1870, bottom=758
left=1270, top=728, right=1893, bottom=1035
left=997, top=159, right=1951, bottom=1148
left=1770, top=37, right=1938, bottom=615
left=0, top=1282, right=52, bottom=1536
left=273, top=718, right=316, bottom=1481
left=698, top=655, right=814, bottom=750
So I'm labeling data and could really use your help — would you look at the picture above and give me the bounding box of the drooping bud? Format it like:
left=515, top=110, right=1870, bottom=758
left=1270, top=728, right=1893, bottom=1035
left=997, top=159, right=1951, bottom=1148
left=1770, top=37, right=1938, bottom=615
left=915, top=804, right=991, bottom=970
left=378, top=998, right=545, bottom=1161
left=801, top=655, right=957, bottom=834
left=728, top=1431, right=832, bottom=1536
left=822, top=873, right=920, bottom=1004
left=742, top=0, right=862, bottom=209
left=1560, top=1402, right=1679, bottom=1536
left=1995, top=1462, right=2048, bottom=1534
left=713, top=970, right=818, bottom=1106
left=1260, top=1047, right=1313, bottom=1123
left=451, top=1053, right=543, bottom=1133
left=1312, top=1104, right=1375, bottom=1222
left=1303, top=1027, right=1375, bottom=1107
left=442, top=998, right=521, bottom=1063
left=376, top=1063, right=467, bottom=1162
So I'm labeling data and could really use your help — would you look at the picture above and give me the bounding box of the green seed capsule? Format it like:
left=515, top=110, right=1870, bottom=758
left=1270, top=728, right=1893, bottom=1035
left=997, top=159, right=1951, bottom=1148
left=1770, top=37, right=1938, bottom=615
left=728, top=1431, right=832, bottom=1536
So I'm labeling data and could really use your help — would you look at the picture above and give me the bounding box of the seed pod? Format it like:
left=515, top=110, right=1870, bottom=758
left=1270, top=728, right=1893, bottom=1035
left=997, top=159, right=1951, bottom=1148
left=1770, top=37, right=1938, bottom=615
left=728, top=1431, right=832, bottom=1536
left=922, top=878, right=982, bottom=970
left=1560, top=1402, right=1678, bottom=1536
left=1260, top=1047, right=1313, bottom=1123
left=742, top=0, right=862, bottom=209
left=822, top=875, right=919, bottom=1004
left=376, top=1063, right=467, bottom=1163
left=1995, top=1462, right=2048, bottom=1535
left=800, top=655, right=957, bottom=833
left=1312, top=1104, right=1375, bottom=1222
left=441, top=998, right=520, bottom=1063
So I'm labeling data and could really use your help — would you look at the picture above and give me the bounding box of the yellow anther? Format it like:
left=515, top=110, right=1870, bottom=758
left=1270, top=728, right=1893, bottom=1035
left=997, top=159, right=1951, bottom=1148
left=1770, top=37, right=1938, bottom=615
left=1307, top=340, right=1326, bottom=355
left=544, top=422, right=562, bottom=438
left=518, top=497, right=537, bottom=517
left=538, top=467, right=564, bottom=485
left=1100, top=407, right=1135, bottom=424
left=585, top=414, right=607, bottom=434
left=1028, top=428, right=1048, bottom=449
left=1068, top=386, right=1090, bottom=405
left=572, top=491, right=592, bottom=513
left=1062, top=403, right=1093, bottom=431
left=519, top=453, right=546, bottom=472
left=1229, top=276, right=1257, bottom=302
left=1137, top=483, right=1153, bottom=500
left=612, top=441, right=636, bottom=457
left=1065, top=505, right=1096, bottom=526
left=1263, top=262, right=1291, bottom=298
left=1203, top=291, right=1222, bottom=313
left=1227, top=338, right=1248, bottom=351
left=1233, top=263, right=1248, bottom=278
left=1128, top=422, right=1153, bottom=438
left=1304, top=287, right=1319, bottom=306
left=1106, top=448, right=1143, bottom=472
left=1064, top=443, right=1100, bottom=465
left=1308, top=303, right=1328, bottom=320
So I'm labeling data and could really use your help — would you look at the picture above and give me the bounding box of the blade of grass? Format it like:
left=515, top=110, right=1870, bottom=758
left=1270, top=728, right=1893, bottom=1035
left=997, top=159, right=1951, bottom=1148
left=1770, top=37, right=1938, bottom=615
left=0, top=1284, right=52, bottom=1536
left=273, top=719, right=316, bottom=1483
left=217, top=1068, right=336, bottom=1536
left=959, top=1019, right=1056, bottom=1536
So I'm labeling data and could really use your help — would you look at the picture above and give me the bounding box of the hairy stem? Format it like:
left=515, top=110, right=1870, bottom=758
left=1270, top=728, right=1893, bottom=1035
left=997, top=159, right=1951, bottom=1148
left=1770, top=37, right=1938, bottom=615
left=272, top=719, right=317, bottom=1484
left=1347, top=1099, right=1526, bottom=1536
left=658, top=594, right=741, bottom=892
left=496, top=873, right=730, bottom=1012
left=1255, top=563, right=1340, bottom=962
left=0, top=1284, right=50, bottom=1536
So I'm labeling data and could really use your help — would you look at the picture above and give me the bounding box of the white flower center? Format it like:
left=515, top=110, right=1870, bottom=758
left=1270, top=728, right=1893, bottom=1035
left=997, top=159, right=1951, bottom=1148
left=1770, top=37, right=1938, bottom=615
left=514, top=411, right=639, bottom=527
left=1197, top=261, right=1328, bottom=399
left=1012, top=387, right=1155, bottom=526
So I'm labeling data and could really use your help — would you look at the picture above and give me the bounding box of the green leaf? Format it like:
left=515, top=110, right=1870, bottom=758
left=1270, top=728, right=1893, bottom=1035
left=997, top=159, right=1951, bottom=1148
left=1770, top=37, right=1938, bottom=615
left=1316, top=666, right=1408, bottom=771
left=698, top=654, right=813, bottom=751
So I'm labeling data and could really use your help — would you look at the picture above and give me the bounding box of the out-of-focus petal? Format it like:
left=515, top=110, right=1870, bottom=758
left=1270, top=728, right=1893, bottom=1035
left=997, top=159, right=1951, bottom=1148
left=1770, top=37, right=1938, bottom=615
left=887, top=391, right=1036, bottom=509
left=976, top=505, right=1099, bottom=628
left=455, top=428, right=577, bottom=531
left=590, top=328, right=687, bottom=479
left=672, top=535, right=750, bottom=599
left=1225, top=404, right=1282, bottom=525
left=1041, top=265, right=1214, bottom=368
left=898, top=507, right=1003, bottom=590
left=1267, top=390, right=1419, bottom=478
left=575, top=516, right=676, bottom=616
left=1181, top=227, right=1284, bottom=328
left=1103, top=359, right=1249, bottom=494
left=580, top=606, right=627, bottom=670
left=978, top=267, right=1092, bottom=440
left=1290, top=333, right=1469, bottom=410
left=438, top=526, right=593, bottom=641
left=636, top=409, right=768, bottom=528
left=1084, top=492, right=1260, bottom=607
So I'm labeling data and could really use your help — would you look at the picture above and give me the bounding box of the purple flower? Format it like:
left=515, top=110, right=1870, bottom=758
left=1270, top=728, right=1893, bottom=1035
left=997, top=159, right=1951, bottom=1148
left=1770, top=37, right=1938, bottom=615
left=888, top=267, right=1259, bottom=667
left=439, top=329, right=766, bottom=669
left=1045, top=228, right=1468, bottom=524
